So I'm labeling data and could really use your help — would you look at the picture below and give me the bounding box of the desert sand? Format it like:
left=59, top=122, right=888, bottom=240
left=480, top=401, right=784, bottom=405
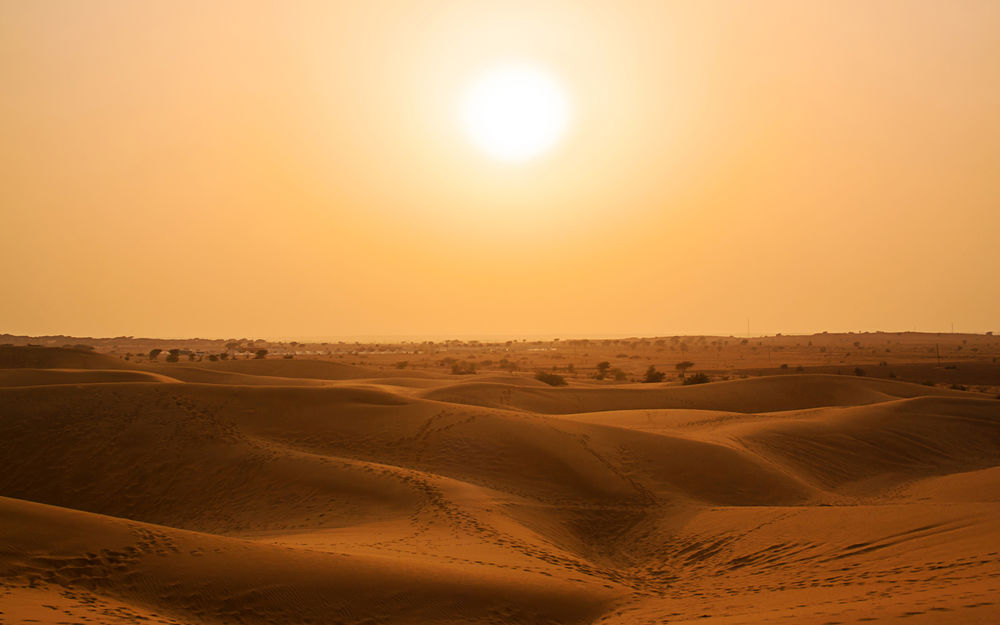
left=2, top=343, right=999, bottom=624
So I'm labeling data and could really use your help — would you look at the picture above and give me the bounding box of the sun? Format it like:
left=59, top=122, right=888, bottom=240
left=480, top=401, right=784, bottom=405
left=460, top=64, right=571, bottom=163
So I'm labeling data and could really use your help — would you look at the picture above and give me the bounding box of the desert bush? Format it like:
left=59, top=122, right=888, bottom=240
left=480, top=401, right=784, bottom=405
left=675, top=361, right=694, bottom=379
left=643, top=366, right=666, bottom=383
left=283, top=354, right=294, bottom=359
left=450, top=361, right=476, bottom=375
left=611, top=368, right=627, bottom=381
left=395, top=361, right=408, bottom=369
left=535, top=371, right=567, bottom=386
left=166, top=349, right=180, bottom=363
left=595, top=361, right=611, bottom=379
left=255, top=349, right=268, bottom=359
left=854, top=367, right=865, bottom=376
left=207, top=354, right=219, bottom=361
left=950, top=384, right=967, bottom=391
left=683, top=373, right=710, bottom=385
left=148, top=348, right=162, bottom=361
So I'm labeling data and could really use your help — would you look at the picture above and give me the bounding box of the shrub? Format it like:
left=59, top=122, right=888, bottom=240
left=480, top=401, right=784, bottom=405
left=255, top=349, right=268, bottom=359
left=207, top=354, right=219, bottom=362
left=950, top=384, right=967, bottom=391
left=395, top=361, right=408, bottom=369
left=612, top=368, right=627, bottom=382
left=535, top=371, right=567, bottom=386
left=675, top=361, right=694, bottom=379
left=682, top=373, right=710, bottom=385
left=643, top=366, right=666, bottom=383
left=166, top=349, right=180, bottom=363
left=450, top=361, right=476, bottom=375
left=148, top=348, right=162, bottom=361
left=780, top=363, right=788, bottom=369
left=854, top=367, right=865, bottom=376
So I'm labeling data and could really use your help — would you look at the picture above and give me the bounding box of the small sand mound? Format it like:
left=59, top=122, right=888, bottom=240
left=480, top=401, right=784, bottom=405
left=422, top=374, right=967, bottom=414
left=0, top=368, right=179, bottom=386
left=0, top=345, right=127, bottom=370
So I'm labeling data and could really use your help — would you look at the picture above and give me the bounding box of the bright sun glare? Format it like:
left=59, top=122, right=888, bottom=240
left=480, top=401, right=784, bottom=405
left=461, top=64, right=570, bottom=163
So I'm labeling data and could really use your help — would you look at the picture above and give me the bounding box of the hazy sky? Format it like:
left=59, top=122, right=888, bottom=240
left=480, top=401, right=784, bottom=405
left=3, top=1, right=998, bottom=339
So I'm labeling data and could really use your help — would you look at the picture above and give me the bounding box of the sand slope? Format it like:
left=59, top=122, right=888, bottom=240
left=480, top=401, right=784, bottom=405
left=0, top=346, right=128, bottom=370
left=2, top=352, right=998, bottom=624
left=422, top=374, right=970, bottom=414
left=0, top=496, right=614, bottom=625
left=0, top=368, right=180, bottom=387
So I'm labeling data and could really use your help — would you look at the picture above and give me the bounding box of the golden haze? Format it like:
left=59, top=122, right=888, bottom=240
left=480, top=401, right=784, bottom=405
left=2, top=0, right=999, bottom=338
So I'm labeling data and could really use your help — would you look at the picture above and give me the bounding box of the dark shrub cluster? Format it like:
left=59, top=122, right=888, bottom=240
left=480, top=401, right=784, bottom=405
left=535, top=371, right=567, bottom=386
left=682, top=373, right=710, bottom=385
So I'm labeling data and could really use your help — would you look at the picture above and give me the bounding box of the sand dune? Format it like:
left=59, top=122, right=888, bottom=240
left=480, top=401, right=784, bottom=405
left=140, top=364, right=334, bottom=386
left=0, top=346, right=128, bottom=370
left=735, top=396, right=1000, bottom=494
left=182, top=358, right=379, bottom=380
left=0, top=496, right=614, bottom=625
left=2, top=352, right=998, bottom=624
left=0, top=368, right=180, bottom=387
left=422, top=374, right=969, bottom=414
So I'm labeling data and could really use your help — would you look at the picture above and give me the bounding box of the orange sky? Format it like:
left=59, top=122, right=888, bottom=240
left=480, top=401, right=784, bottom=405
left=2, top=1, right=998, bottom=339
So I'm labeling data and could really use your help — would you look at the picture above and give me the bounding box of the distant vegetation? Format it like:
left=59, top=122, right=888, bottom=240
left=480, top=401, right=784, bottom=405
left=675, top=361, right=694, bottom=379
left=642, top=366, right=666, bottom=383
left=595, top=361, right=611, bottom=379
left=682, top=373, right=710, bottom=385
left=535, top=371, right=567, bottom=386
left=450, top=361, right=476, bottom=375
